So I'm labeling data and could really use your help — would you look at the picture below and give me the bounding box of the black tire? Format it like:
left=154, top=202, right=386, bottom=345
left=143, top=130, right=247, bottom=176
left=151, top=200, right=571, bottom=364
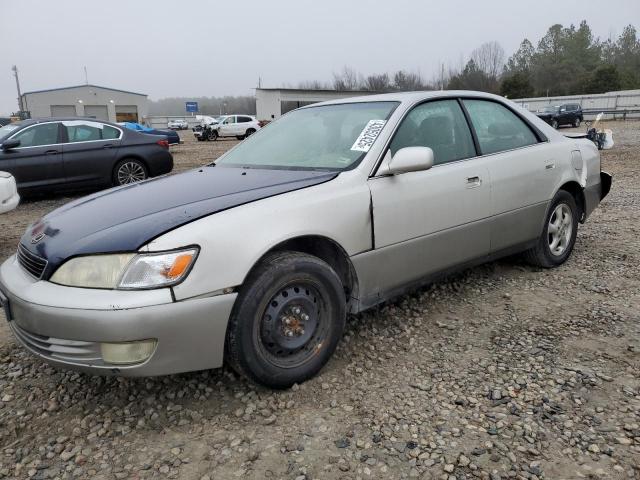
left=235, top=135, right=244, bottom=140
left=112, top=158, right=148, bottom=186
left=551, top=119, right=559, bottom=129
left=245, top=128, right=256, bottom=138
left=574, top=118, right=581, bottom=128
left=524, top=190, right=578, bottom=268
left=225, top=251, right=346, bottom=389
left=206, top=129, right=218, bottom=141
left=197, top=136, right=205, bottom=141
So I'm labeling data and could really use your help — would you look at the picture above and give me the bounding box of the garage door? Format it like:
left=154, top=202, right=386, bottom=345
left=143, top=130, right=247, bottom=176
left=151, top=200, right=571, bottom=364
left=50, top=105, right=77, bottom=117
left=84, top=105, right=109, bottom=121
left=115, top=105, right=138, bottom=123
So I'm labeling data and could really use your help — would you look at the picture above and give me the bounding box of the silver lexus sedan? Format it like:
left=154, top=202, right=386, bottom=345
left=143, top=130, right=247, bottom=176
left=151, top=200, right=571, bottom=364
left=0, top=91, right=611, bottom=388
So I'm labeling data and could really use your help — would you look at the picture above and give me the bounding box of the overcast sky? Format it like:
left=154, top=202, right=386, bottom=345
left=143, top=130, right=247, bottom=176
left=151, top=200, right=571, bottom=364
left=1, top=0, right=638, bottom=114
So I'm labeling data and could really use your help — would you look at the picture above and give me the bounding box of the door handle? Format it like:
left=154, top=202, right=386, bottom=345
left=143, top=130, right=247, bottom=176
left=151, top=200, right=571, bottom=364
left=44, top=150, right=58, bottom=155
left=103, top=144, right=113, bottom=149
left=545, top=163, right=555, bottom=170
left=466, top=176, right=482, bottom=188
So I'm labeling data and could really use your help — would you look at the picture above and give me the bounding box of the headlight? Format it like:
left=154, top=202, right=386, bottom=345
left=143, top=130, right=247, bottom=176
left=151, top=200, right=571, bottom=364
left=50, top=247, right=198, bottom=290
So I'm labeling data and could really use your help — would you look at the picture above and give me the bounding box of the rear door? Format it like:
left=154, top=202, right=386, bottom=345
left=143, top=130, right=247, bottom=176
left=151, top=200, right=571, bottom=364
left=365, top=99, right=492, bottom=299
left=61, top=121, right=122, bottom=186
left=461, top=98, right=557, bottom=252
left=3, top=122, right=65, bottom=190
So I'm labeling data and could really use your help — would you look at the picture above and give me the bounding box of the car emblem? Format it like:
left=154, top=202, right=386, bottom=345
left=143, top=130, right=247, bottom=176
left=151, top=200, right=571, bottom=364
left=31, top=232, right=45, bottom=244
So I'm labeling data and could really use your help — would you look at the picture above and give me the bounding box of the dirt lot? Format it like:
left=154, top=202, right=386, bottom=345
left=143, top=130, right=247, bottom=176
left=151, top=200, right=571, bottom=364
left=0, top=124, right=639, bottom=480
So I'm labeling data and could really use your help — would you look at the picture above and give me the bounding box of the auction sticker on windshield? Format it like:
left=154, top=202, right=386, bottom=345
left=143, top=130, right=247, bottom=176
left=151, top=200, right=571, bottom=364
left=351, top=120, right=387, bottom=152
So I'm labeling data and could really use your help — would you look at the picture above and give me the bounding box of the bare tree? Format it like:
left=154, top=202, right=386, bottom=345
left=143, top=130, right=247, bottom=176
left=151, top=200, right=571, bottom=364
left=363, top=73, right=391, bottom=92
left=332, top=66, right=362, bottom=91
left=471, top=41, right=505, bottom=80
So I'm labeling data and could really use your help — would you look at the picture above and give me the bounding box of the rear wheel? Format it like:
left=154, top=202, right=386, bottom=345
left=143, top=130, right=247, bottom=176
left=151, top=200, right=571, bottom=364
left=524, top=190, right=578, bottom=268
left=225, top=251, right=346, bottom=388
left=245, top=128, right=256, bottom=139
left=113, top=158, right=148, bottom=186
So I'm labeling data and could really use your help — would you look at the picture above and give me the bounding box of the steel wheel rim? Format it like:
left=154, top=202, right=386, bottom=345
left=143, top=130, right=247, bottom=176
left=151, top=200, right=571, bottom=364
left=117, top=162, right=146, bottom=185
left=258, top=281, right=328, bottom=368
left=548, top=203, right=573, bottom=256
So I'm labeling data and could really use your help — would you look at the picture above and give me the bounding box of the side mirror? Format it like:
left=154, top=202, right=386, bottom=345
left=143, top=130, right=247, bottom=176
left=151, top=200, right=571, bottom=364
left=1, top=139, right=20, bottom=151
left=384, top=147, right=434, bottom=175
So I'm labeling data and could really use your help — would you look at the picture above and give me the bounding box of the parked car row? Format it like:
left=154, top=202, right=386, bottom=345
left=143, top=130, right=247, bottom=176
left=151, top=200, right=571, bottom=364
left=193, top=114, right=261, bottom=141
left=0, top=118, right=173, bottom=194
left=0, top=91, right=611, bottom=389
left=536, top=103, right=583, bottom=129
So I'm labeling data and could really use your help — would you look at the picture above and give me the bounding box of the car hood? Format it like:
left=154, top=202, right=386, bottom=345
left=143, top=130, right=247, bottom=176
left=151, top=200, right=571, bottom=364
left=20, top=166, right=338, bottom=278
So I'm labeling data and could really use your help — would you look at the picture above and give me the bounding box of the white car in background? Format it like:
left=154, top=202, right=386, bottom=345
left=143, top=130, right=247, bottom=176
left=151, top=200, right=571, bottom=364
left=193, top=115, right=261, bottom=141
left=0, top=171, right=19, bottom=214
left=168, top=119, right=189, bottom=130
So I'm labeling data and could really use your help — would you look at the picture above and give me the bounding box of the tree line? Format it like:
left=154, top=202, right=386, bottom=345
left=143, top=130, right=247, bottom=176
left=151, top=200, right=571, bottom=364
left=149, top=21, right=640, bottom=115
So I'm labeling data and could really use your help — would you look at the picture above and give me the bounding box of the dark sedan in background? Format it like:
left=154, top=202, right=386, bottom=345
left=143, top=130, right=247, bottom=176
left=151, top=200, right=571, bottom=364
left=0, top=118, right=173, bottom=195
left=536, top=104, right=584, bottom=129
left=119, top=122, right=182, bottom=146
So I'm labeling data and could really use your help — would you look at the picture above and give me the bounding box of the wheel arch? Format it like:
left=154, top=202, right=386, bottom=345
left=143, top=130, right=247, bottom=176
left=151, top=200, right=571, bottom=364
left=245, top=235, right=360, bottom=313
left=558, top=181, right=586, bottom=222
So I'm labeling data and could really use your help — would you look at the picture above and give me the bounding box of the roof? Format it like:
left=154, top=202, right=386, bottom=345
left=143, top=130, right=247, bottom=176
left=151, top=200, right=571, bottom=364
left=256, top=87, right=376, bottom=94
left=22, top=84, right=147, bottom=97
left=307, top=90, right=506, bottom=107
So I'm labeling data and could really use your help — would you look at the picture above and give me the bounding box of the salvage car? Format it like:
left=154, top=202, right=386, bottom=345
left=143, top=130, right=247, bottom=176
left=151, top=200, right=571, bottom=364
left=536, top=104, right=583, bottom=129
left=119, top=122, right=182, bottom=146
left=193, top=115, right=260, bottom=141
left=0, top=91, right=611, bottom=388
left=0, top=118, right=173, bottom=193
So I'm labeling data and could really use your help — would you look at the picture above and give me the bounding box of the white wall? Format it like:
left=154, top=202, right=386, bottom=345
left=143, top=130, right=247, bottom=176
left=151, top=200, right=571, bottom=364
left=256, top=89, right=377, bottom=121
left=22, top=85, right=148, bottom=122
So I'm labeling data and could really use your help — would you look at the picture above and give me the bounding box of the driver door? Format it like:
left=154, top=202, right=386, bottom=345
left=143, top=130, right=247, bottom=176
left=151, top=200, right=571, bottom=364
left=361, top=99, right=492, bottom=302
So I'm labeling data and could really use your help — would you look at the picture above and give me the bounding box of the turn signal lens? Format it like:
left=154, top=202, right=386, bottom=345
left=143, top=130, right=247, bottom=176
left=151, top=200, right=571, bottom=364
left=118, top=248, right=198, bottom=289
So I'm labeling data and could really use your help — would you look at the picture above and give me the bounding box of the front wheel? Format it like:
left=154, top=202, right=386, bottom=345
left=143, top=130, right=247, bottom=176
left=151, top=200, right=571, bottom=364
left=206, top=129, right=218, bottom=141
left=551, top=119, right=559, bottom=129
left=113, top=158, right=148, bottom=186
left=225, top=251, right=346, bottom=388
left=524, top=190, right=578, bottom=268
left=574, top=118, right=581, bottom=128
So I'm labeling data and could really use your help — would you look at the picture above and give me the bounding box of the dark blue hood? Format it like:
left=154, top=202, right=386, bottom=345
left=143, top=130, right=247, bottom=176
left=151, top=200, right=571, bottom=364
left=20, top=166, right=338, bottom=278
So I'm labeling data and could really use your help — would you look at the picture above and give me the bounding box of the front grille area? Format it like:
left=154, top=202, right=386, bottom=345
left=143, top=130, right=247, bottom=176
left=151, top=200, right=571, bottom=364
left=10, top=322, right=103, bottom=365
left=17, top=243, right=48, bottom=279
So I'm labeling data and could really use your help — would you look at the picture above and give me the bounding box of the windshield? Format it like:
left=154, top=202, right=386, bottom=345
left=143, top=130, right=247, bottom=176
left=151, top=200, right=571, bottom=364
left=542, top=106, right=559, bottom=113
left=0, top=123, right=20, bottom=140
left=216, top=101, right=398, bottom=171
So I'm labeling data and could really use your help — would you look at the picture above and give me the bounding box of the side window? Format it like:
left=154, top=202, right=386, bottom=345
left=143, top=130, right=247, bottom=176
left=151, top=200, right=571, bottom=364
left=12, top=123, right=60, bottom=147
left=238, top=116, right=251, bottom=123
left=224, top=116, right=235, bottom=124
left=462, top=100, right=538, bottom=155
left=66, top=123, right=101, bottom=142
left=64, top=122, right=120, bottom=142
left=102, top=125, right=120, bottom=139
left=389, top=99, right=476, bottom=165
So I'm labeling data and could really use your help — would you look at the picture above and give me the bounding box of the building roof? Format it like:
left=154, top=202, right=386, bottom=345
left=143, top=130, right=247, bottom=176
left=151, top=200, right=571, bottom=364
left=22, top=84, right=147, bottom=97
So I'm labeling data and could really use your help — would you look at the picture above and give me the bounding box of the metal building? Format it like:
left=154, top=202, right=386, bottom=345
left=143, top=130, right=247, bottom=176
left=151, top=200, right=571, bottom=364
left=256, top=88, right=376, bottom=121
left=21, top=84, right=149, bottom=123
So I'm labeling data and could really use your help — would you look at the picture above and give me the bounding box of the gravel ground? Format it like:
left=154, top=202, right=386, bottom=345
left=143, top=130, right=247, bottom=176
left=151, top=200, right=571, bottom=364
left=0, top=124, right=639, bottom=480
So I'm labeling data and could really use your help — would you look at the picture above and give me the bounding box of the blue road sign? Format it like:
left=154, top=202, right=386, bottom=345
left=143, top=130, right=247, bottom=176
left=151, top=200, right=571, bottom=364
left=185, top=102, right=198, bottom=113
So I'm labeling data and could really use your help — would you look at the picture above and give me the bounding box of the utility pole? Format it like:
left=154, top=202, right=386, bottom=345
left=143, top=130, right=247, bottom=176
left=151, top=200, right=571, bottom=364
left=84, top=66, right=89, bottom=85
left=12, top=65, right=24, bottom=112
